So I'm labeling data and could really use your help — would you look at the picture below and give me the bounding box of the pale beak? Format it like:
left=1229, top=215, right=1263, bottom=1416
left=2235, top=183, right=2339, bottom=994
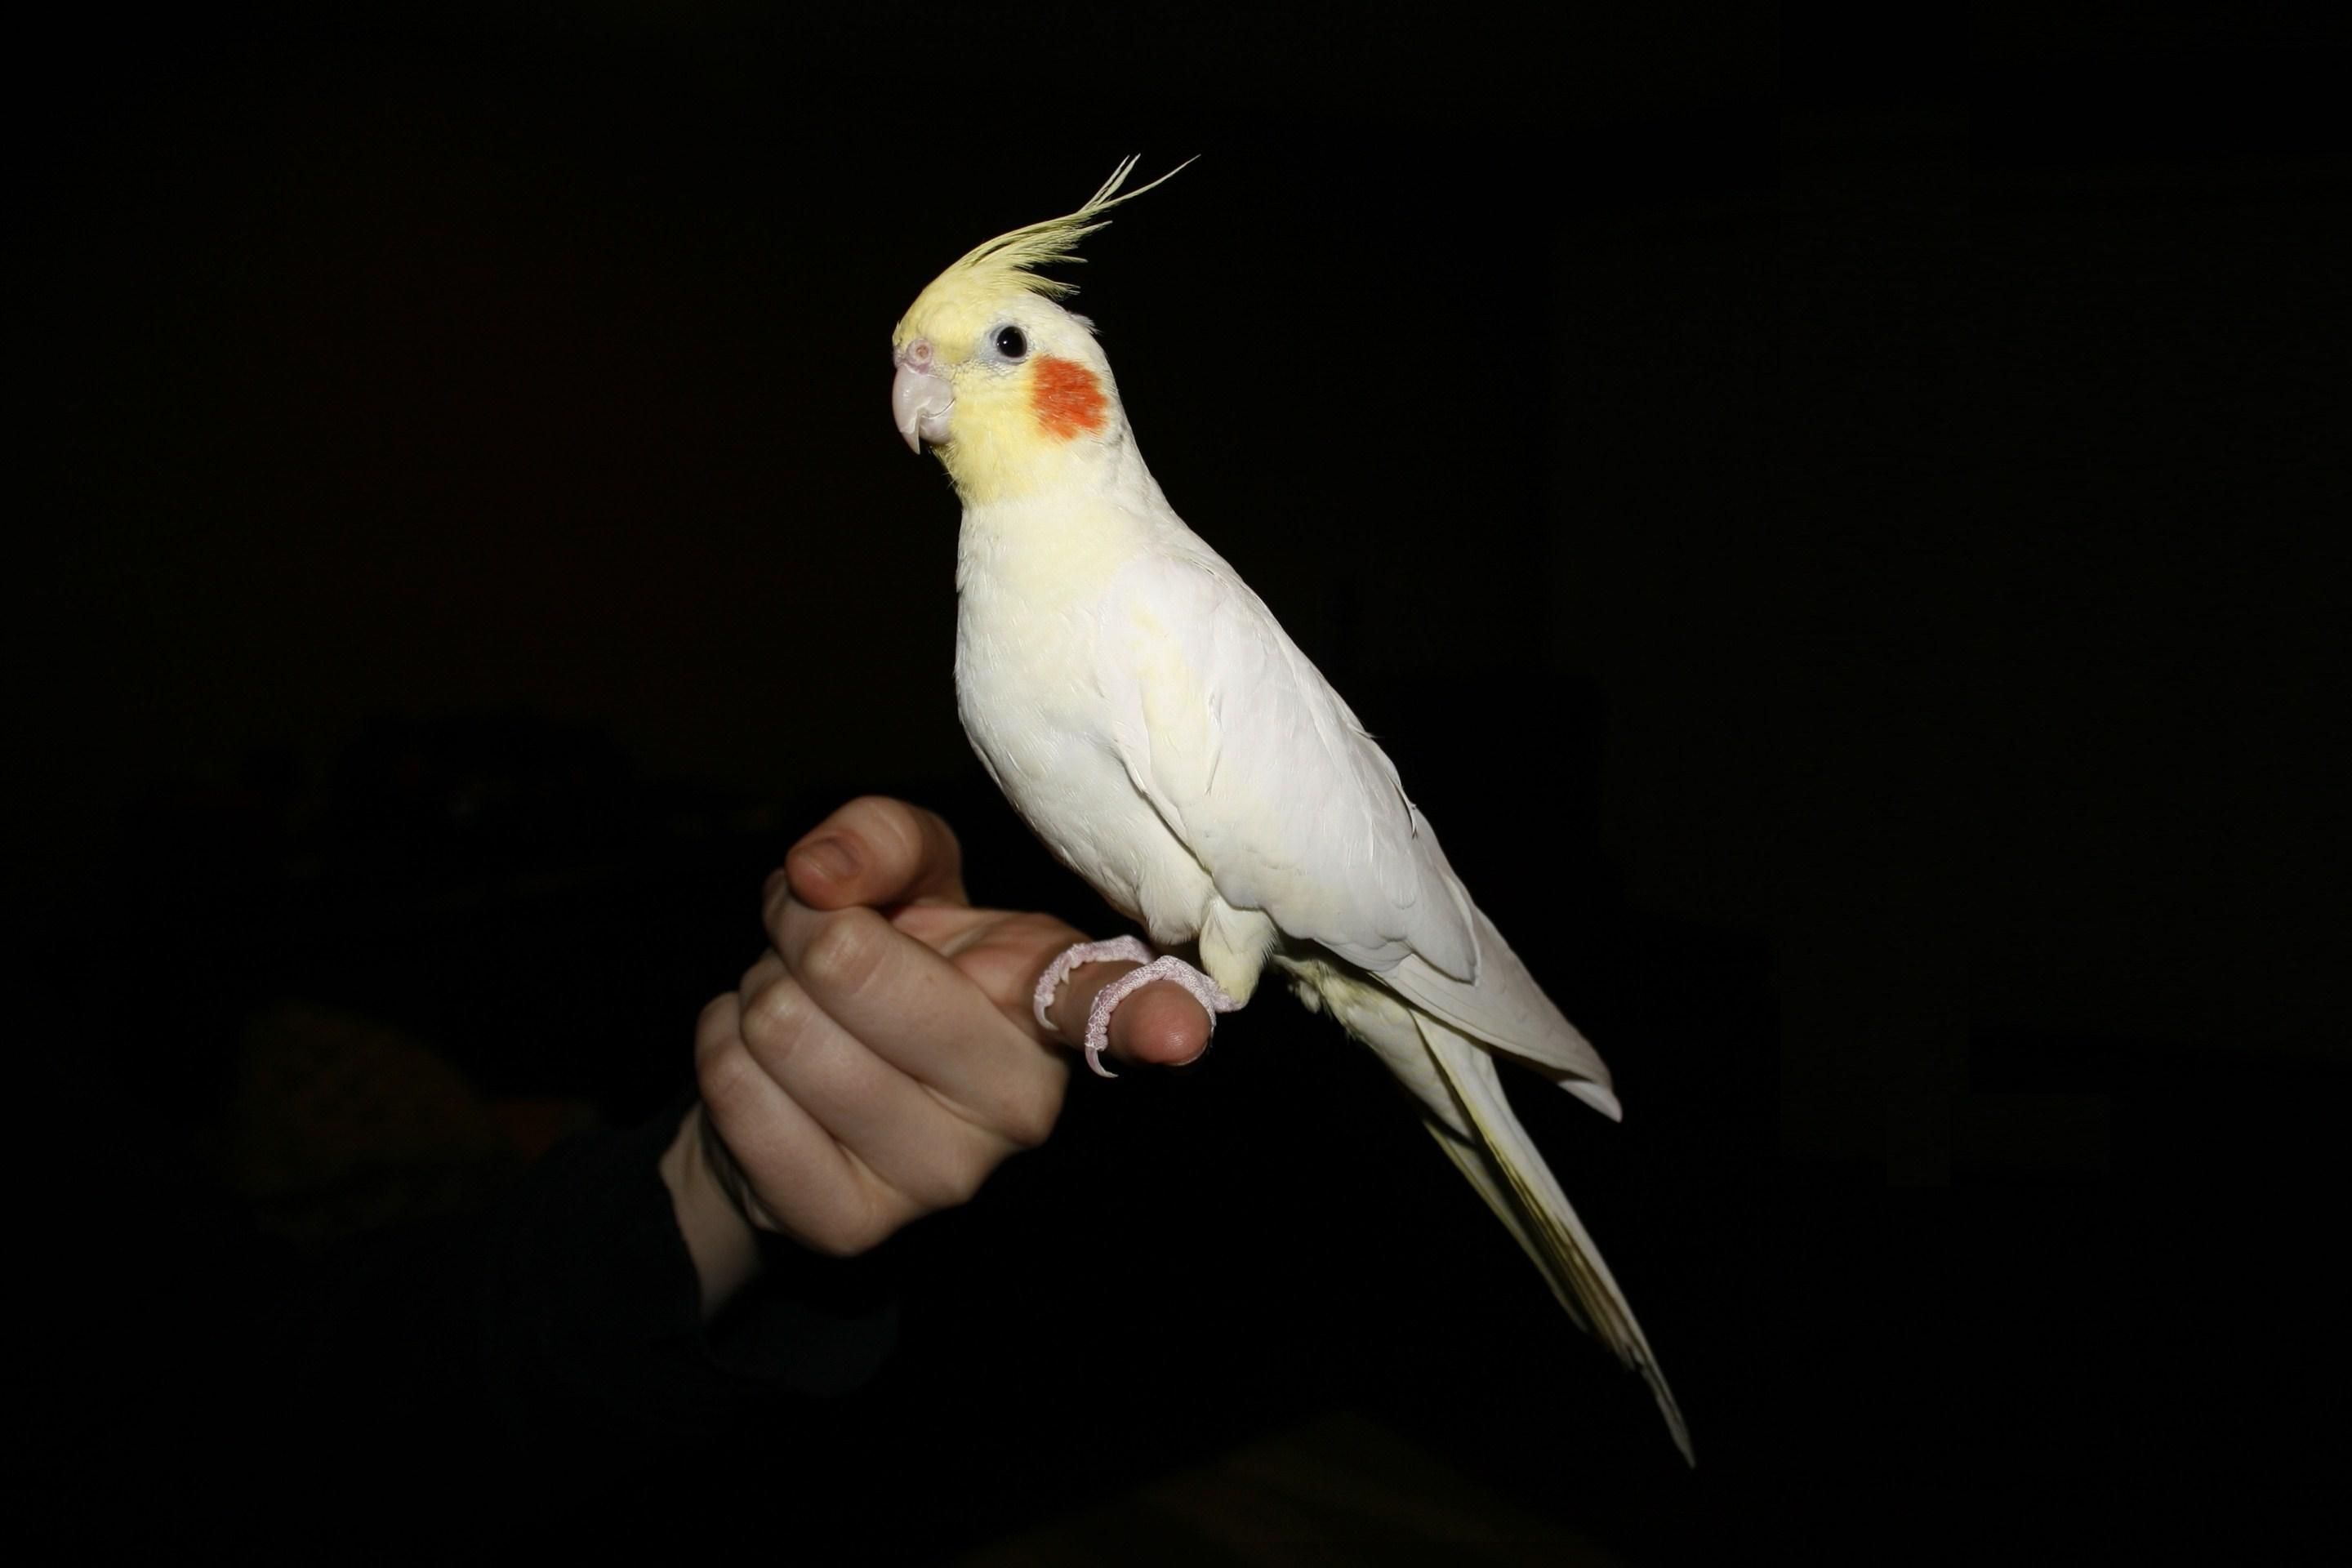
left=892, top=338, right=955, bottom=453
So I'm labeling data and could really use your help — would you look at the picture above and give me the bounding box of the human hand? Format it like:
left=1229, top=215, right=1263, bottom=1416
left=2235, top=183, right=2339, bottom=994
left=666, top=797, right=1214, bottom=1306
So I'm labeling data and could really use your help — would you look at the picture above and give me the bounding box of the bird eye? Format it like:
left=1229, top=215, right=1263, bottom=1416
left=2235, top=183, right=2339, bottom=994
left=994, top=325, right=1028, bottom=360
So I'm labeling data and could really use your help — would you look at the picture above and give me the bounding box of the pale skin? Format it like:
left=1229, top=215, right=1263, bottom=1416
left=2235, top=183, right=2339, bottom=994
left=660, top=795, right=1215, bottom=1319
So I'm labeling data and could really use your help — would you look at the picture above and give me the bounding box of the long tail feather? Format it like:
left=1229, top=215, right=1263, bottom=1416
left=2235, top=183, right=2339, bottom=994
left=1418, top=1014, right=1695, bottom=1466
left=1422, top=1124, right=1591, bottom=1334
left=1284, top=956, right=1691, bottom=1463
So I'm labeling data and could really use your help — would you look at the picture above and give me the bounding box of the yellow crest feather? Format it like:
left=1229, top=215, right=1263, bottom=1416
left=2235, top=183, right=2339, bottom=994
left=924, top=155, right=1195, bottom=305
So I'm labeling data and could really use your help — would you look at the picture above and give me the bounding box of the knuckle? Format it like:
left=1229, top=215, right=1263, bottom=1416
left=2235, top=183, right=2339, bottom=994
left=999, top=1091, right=1058, bottom=1152
left=849, top=795, right=926, bottom=874
left=795, top=1222, right=866, bottom=1259
left=906, top=1152, right=987, bottom=1213
left=696, top=1036, right=760, bottom=1108
left=910, top=803, right=961, bottom=865
left=945, top=1155, right=992, bottom=1208
left=801, top=1187, right=893, bottom=1258
left=693, top=995, right=736, bottom=1058
left=741, top=979, right=821, bottom=1058
left=799, top=910, right=884, bottom=994
left=840, top=794, right=906, bottom=831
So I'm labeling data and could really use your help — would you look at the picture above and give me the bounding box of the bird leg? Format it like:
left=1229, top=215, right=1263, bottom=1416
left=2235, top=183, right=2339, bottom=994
left=1033, top=936, right=1241, bottom=1079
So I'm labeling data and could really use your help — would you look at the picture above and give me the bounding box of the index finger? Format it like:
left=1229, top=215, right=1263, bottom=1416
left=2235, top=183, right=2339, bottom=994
left=1046, top=961, right=1216, bottom=1070
left=777, top=795, right=969, bottom=913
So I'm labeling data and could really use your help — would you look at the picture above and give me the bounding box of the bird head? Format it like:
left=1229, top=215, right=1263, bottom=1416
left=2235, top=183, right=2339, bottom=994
left=891, top=157, right=1190, bottom=505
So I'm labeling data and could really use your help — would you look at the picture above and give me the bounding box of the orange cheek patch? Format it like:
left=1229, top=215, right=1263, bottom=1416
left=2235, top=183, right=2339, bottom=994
left=1030, top=354, right=1108, bottom=439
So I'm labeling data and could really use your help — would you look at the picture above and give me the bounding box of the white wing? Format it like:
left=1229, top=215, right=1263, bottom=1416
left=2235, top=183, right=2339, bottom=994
left=1101, top=543, right=1617, bottom=1102
left=1103, top=546, right=1477, bottom=978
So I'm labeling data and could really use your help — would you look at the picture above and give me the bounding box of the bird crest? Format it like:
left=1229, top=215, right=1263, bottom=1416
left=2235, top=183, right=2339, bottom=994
left=901, top=155, right=1194, bottom=327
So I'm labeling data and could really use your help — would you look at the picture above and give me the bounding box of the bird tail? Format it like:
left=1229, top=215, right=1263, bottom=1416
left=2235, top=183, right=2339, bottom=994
left=1417, top=1013, right=1695, bottom=1466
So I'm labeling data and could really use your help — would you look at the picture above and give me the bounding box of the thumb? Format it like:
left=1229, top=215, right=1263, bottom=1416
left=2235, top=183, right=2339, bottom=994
left=780, top=795, right=969, bottom=911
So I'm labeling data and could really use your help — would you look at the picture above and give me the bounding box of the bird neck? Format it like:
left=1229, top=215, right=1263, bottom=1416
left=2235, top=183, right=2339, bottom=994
left=955, top=431, right=1174, bottom=598
left=941, top=392, right=1143, bottom=507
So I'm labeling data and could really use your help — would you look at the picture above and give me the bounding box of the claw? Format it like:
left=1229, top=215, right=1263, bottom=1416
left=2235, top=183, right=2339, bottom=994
left=1033, top=937, right=1154, bottom=1036
left=1033, top=938, right=1242, bottom=1077
left=1082, top=954, right=1242, bottom=1077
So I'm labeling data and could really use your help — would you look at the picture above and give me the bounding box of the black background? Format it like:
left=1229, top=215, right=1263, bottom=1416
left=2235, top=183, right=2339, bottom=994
left=20, top=7, right=2346, bottom=1560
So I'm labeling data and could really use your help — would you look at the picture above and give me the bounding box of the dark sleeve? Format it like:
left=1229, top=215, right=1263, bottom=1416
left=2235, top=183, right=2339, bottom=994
left=266, top=1089, right=898, bottom=1487
left=476, top=1093, right=900, bottom=1441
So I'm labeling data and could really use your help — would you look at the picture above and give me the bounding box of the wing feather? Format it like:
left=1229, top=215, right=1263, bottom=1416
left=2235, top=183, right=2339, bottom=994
left=1107, top=550, right=1477, bottom=979
left=1107, top=546, right=1616, bottom=1111
left=1388, top=906, right=1620, bottom=1119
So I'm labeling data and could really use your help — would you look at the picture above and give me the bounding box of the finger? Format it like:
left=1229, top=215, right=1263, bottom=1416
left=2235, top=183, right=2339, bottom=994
left=693, top=991, right=875, bottom=1249
left=775, top=898, right=1062, bottom=1141
left=733, top=964, right=1008, bottom=1213
left=778, top=796, right=967, bottom=913
left=1048, top=962, right=1215, bottom=1069
left=738, top=948, right=786, bottom=997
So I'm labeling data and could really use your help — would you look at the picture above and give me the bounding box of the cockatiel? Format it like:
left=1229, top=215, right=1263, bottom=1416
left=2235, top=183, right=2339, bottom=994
left=890, top=158, right=1691, bottom=1463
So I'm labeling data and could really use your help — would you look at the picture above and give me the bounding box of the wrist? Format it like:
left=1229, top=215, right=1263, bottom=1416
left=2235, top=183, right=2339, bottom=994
left=660, top=1103, right=765, bottom=1321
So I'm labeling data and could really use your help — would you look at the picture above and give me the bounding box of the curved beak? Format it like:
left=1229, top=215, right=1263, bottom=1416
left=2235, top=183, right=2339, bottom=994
left=892, top=339, right=955, bottom=454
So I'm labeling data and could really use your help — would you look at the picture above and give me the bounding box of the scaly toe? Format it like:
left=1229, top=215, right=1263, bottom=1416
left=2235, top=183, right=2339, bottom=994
left=1080, top=954, right=1243, bottom=1078
left=1033, top=936, right=1155, bottom=1035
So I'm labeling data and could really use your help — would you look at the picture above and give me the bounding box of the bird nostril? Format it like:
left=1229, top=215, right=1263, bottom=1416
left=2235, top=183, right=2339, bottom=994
left=904, top=339, right=933, bottom=368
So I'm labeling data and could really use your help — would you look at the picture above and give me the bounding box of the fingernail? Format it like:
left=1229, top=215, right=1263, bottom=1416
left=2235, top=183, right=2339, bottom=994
left=795, top=836, right=858, bottom=882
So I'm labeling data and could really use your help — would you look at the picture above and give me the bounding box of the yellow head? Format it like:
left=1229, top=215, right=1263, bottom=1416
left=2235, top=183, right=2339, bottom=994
left=891, top=157, right=1190, bottom=506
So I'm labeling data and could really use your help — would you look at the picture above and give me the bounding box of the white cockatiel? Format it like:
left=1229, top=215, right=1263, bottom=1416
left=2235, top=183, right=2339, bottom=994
left=890, top=159, right=1691, bottom=1463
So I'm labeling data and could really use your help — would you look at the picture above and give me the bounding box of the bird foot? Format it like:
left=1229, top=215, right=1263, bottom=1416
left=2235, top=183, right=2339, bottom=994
left=1033, top=938, right=1241, bottom=1079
